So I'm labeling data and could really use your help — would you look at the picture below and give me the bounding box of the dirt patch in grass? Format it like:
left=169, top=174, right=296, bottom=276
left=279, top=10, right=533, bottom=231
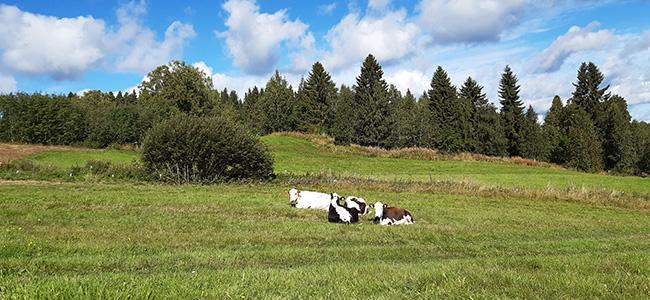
left=0, top=143, right=85, bottom=163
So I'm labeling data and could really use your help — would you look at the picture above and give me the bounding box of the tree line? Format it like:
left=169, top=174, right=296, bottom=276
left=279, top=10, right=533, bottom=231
left=1, top=57, right=649, bottom=175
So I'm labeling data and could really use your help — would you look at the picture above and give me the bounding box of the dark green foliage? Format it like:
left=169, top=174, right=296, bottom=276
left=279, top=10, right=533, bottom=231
left=460, top=77, right=506, bottom=156
left=142, top=115, right=274, bottom=183
left=572, top=62, right=609, bottom=118
left=520, top=106, right=549, bottom=160
left=138, top=61, right=214, bottom=131
left=258, top=71, right=299, bottom=133
left=543, top=96, right=565, bottom=164
left=427, top=67, right=471, bottom=153
left=0, top=93, right=86, bottom=145
left=302, top=62, right=338, bottom=133
left=353, top=54, right=392, bottom=147
left=332, top=85, right=356, bottom=145
left=559, top=104, right=603, bottom=172
left=416, top=93, right=436, bottom=148
left=596, top=95, right=635, bottom=172
left=242, top=87, right=266, bottom=134
left=631, top=121, right=650, bottom=175
left=499, top=66, right=526, bottom=157
left=389, top=89, right=420, bottom=148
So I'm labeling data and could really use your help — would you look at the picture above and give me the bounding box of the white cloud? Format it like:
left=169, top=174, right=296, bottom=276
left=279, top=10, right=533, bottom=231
left=318, top=3, right=337, bottom=15
left=534, top=22, right=614, bottom=73
left=0, top=74, right=16, bottom=93
left=218, top=0, right=311, bottom=75
left=384, top=69, right=429, bottom=96
left=368, top=0, right=391, bottom=11
left=323, top=8, right=419, bottom=70
left=111, top=1, right=195, bottom=74
left=0, top=5, right=107, bottom=80
left=417, top=0, right=526, bottom=44
left=621, top=30, right=650, bottom=57
left=192, top=61, right=214, bottom=78
left=0, top=2, right=195, bottom=80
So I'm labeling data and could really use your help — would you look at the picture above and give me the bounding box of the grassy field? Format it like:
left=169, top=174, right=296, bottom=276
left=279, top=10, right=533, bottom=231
left=25, top=149, right=139, bottom=169
left=1, top=135, right=649, bottom=298
left=1, top=182, right=649, bottom=298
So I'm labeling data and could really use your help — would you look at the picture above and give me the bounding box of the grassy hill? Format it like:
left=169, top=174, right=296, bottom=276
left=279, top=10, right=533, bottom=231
left=1, top=135, right=649, bottom=298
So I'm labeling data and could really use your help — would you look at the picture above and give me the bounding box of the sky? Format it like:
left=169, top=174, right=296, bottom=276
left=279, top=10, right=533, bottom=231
left=1, top=0, right=650, bottom=121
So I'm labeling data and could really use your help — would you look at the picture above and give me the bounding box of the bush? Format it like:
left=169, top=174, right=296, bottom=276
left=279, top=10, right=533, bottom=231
left=142, top=115, right=274, bottom=183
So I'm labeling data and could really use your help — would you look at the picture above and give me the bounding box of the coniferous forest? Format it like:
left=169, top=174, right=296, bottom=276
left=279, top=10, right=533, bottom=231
left=1, top=56, right=649, bottom=176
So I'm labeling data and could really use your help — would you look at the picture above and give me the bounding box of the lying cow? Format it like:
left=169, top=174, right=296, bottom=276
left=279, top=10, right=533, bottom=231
left=372, top=202, right=414, bottom=225
left=289, top=188, right=330, bottom=210
left=344, top=196, right=369, bottom=215
left=328, top=193, right=360, bottom=224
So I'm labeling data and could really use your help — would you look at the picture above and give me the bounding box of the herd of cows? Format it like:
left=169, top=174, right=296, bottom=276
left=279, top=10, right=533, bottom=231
left=288, top=188, right=414, bottom=225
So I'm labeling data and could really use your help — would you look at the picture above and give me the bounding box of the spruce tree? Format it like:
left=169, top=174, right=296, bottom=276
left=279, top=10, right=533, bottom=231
left=258, top=71, right=298, bottom=133
left=389, top=89, right=420, bottom=148
left=242, top=87, right=265, bottom=134
left=543, top=96, right=565, bottom=164
left=597, top=95, right=635, bottom=172
left=572, top=62, right=609, bottom=118
left=559, top=104, right=603, bottom=172
left=332, top=85, right=356, bottom=145
left=460, top=77, right=506, bottom=156
left=417, top=93, right=435, bottom=148
left=303, top=62, right=338, bottom=133
left=427, top=66, right=470, bottom=152
left=498, top=65, right=525, bottom=157
left=520, top=106, right=548, bottom=160
left=353, top=54, right=391, bottom=147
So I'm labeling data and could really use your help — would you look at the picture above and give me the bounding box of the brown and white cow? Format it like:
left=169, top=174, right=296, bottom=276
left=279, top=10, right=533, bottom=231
left=372, top=202, right=414, bottom=225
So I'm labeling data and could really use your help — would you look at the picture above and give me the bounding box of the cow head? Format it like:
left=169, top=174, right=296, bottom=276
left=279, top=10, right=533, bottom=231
left=289, top=188, right=299, bottom=206
left=345, top=196, right=369, bottom=215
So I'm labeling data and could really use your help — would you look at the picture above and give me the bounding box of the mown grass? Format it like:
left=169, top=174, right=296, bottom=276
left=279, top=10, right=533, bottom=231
left=1, top=182, right=649, bottom=298
left=263, top=135, right=650, bottom=196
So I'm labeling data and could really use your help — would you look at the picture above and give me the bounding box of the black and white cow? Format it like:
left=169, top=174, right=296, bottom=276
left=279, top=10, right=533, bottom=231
left=328, top=193, right=361, bottom=224
left=372, top=202, right=414, bottom=225
left=344, top=196, right=369, bottom=215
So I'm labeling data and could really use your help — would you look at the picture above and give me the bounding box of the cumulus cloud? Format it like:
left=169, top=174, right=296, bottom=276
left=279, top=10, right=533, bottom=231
left=323, top=8, right=419, bottom=70
left=621, top=30, right=650, bottom=57
left=384, top=69, right=430, bottom=96
left=534, top=22, right=614, bottom=73
left=368, top=0, right=391, bottom=11
left=0, top=74, right=16, bottom=93
left=0, top=1, right=195, bottom=80
left=418, top=0, right=526, bottom=44
left=0, top=5, right=107, bottom=80
left=218, top=0, right=311, bottom=75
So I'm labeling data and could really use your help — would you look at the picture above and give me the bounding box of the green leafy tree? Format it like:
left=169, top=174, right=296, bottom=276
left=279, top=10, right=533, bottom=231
left=303, top=62, right=338, bottom=133
left=332, top=85, right=356, bottom=145
left=499, top=65, right=525, bottom=157
left=138, top=61, right=214, bottom=131
left=258, top=71, right=298, bottom=133
left=353, top=54, right=391, bottom=147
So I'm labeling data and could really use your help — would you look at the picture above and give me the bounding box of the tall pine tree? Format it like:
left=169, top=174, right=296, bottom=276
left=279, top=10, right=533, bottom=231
left=353, top=54, right=391, bottom=147
left=543, top=95, right=565, bottom=164
left=427, top=66, right=470, bottom=153
left=303, top=62, right=338, bottom=133
left=572, top=62, right=609, bottom=118
left=389, top=89, right=420, bottom=148
left=597, top=95, right=635, bottom=172
left=498, top=65, right=525, bottom=157
left=520, top=106, right=548, bottom=160
left=460, top=77, right=506, bottom=156
left=258, top=71, right=298, bottom=133
left=332, top=85, right=356, bottom=145
left=560, top=104, right=603, bottom=172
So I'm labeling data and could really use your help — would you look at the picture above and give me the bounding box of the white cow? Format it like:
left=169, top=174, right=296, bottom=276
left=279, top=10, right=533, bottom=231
left=289, top=188, right=331, bottom=210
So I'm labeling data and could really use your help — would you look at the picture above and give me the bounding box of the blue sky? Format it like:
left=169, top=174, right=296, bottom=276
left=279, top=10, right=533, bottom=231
left=1, top=0, right=650, bottom=121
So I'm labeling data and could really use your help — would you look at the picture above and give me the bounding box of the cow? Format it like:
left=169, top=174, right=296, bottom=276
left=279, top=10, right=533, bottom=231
left=328, top=193, right=360, bottom=224
left=289, top=188, right=331, bottom=210
left=372, top=202, right=414, bottom=225
left=344, top=196, right=369, bottom=215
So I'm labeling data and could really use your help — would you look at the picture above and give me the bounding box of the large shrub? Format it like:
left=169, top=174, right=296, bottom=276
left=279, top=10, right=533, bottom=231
left=142, top=115, right=274, bottom=183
